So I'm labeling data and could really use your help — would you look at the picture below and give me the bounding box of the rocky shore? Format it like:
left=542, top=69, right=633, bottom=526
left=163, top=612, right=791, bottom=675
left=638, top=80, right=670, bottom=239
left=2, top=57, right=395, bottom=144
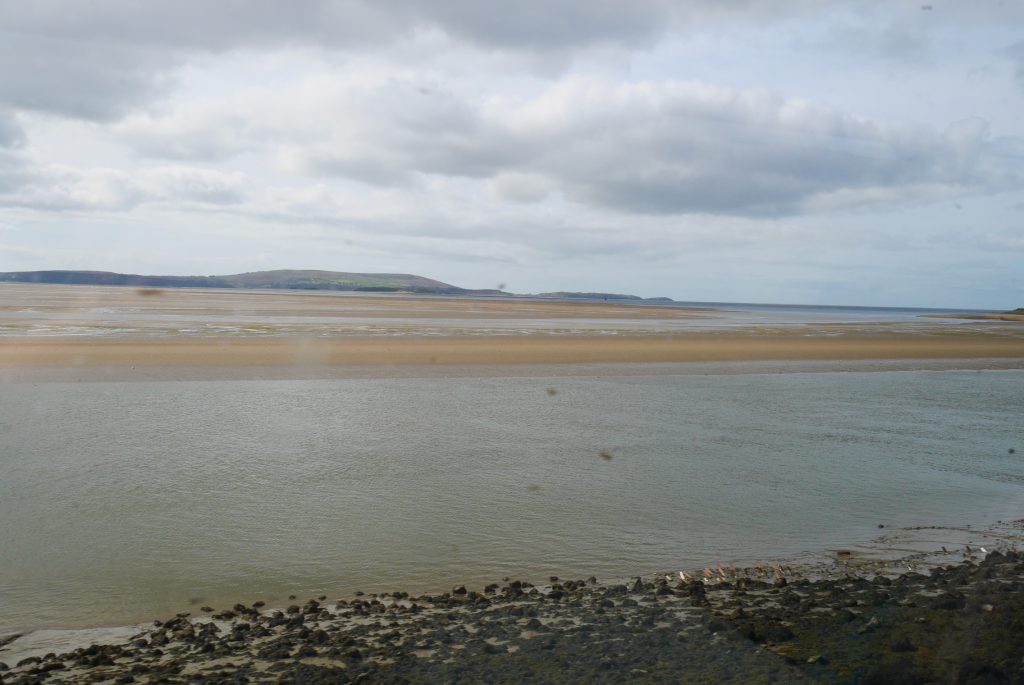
left=3, top=540, right=1024, bottom=685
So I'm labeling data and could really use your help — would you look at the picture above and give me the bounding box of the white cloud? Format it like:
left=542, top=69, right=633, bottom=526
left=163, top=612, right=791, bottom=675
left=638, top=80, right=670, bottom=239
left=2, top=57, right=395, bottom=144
left=112, top=73, right=1024, bottom=217
left=0, top=163, right=248, bottom=211
left=2, top=1, right=1024, bottom=306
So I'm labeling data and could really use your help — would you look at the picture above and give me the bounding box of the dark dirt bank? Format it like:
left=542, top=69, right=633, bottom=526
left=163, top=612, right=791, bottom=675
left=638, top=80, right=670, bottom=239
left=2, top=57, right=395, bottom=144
left=3, top=545, right=1024, bottom=685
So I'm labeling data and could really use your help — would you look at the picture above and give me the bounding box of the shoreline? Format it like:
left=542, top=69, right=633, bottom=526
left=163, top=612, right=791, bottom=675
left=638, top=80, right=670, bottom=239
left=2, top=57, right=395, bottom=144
left=2, top=357, right=1024, bottom=383
left=2, top=519, right=1023, bottom=683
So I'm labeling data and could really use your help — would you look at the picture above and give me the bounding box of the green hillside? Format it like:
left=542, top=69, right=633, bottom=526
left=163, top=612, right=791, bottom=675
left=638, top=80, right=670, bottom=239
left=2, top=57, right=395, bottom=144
left=0, top=270, right=462, bottom=293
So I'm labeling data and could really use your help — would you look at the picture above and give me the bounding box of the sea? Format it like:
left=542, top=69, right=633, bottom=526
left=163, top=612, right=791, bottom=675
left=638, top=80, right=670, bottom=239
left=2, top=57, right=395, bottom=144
left=1, top=368, right=1022, bottom=634
left=0, top=284, right=1022, bottom=636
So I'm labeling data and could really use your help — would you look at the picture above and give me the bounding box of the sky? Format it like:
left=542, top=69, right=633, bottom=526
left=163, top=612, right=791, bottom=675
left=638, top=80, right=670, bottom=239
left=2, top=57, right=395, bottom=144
left=0, top=1, right=1022, bottom=308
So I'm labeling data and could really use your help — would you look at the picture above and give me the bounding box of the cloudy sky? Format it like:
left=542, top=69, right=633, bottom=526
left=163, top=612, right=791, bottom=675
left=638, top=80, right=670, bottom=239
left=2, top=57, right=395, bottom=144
left=1, top=1, right=1022, bottom=307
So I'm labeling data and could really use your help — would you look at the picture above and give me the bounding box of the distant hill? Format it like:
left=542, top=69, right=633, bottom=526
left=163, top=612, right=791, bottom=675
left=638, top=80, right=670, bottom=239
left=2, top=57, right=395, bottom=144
left=0, top=270, right=681, bottom=302
left=0, top=270, right=464, bottom=293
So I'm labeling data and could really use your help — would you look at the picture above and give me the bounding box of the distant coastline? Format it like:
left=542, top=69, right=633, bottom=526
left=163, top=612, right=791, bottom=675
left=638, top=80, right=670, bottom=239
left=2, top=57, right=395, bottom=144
left=0, top=269, right=676, bottom=303
left=926, top=308, right=1024, bottom=322
left=0, top=269, right=474, bottom=295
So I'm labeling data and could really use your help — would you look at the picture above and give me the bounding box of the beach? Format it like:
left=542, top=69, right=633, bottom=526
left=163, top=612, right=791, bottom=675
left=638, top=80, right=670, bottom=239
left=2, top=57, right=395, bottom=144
left=2, top=284, right=1022, bottom=377
left=3, top=521, right=1024, bottom=684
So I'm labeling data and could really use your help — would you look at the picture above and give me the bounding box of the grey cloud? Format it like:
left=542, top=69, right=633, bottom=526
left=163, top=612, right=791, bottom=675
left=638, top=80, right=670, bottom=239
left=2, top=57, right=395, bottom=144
left=291, top=78, right=1022, bottom=216
left=801, top=19, right=933, bottom=64
left=0, top=151, right=33, bottom=194
left=0, top=0, right=671, bottom=53
left=1000, top=40, right=1024, bottom=89
left=6, top=1, right=1013, bottom=56
left=291, top=80, right=528, bottom=183
left=0, top=0, right=671, bottom=120
left=101, top=72, right=1024, bottom=217
left=0, top=109, right=25, bottom=148
left=0, top=33, right=176, bottom=120
left=403, top=0, right=671, bottom=51
left=4, top=1, right=1022, bottom=123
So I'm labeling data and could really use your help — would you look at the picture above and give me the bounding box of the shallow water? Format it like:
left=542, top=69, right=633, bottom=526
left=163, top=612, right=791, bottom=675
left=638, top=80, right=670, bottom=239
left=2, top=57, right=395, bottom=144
left=1, top=369, right=1022, bottom=634
left=0, top=282, right=1006, bottom=338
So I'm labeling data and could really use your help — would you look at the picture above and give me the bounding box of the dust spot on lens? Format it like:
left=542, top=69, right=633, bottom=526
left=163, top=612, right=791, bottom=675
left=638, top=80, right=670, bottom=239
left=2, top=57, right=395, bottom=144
left=599, top=450, right=614, bottom=461
left=527, top=484, right=540, bottom=492
left=136, top=288, right=163, bottom=296
left=546, top=387, right=558, bottom=396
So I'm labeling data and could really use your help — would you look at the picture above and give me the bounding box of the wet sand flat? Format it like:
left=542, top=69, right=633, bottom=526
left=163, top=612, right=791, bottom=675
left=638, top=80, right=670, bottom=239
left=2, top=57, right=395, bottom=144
left=2, top=331, right=1024, bottom=370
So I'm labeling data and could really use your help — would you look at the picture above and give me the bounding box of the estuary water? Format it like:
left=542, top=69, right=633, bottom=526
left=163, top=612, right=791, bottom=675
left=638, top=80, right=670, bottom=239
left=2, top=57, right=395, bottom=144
left=1, top=368, right=1022, bottom=634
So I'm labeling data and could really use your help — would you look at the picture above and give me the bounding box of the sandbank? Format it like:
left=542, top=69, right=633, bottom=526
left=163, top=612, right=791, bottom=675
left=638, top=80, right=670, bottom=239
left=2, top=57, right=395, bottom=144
left=2, top=331, right=1023, bottom=371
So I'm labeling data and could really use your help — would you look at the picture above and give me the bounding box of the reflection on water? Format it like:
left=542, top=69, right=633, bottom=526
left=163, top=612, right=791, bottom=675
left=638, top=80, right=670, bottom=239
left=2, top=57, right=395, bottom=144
left=1, top=370, right=1021, bottom=633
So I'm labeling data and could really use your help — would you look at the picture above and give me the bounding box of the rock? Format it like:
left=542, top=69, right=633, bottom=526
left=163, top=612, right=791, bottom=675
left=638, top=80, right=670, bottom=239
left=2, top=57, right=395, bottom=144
left=706, top=618, right=728, bottom=633
left=890, top=635, right=917, bottom=653
left=295, top=645, right=318, bottom=658
left=857, top=616, right=881, bottom=634
left=933, top=594, right=964, bottom=610
left=746, top=622, right=794, bottom=643
left=452, top=585, right=467, bottom=595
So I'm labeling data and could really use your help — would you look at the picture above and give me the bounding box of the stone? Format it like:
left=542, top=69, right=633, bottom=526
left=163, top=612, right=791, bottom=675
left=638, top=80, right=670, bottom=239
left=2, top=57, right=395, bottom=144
left=890, top=635, right=917, bottom=653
